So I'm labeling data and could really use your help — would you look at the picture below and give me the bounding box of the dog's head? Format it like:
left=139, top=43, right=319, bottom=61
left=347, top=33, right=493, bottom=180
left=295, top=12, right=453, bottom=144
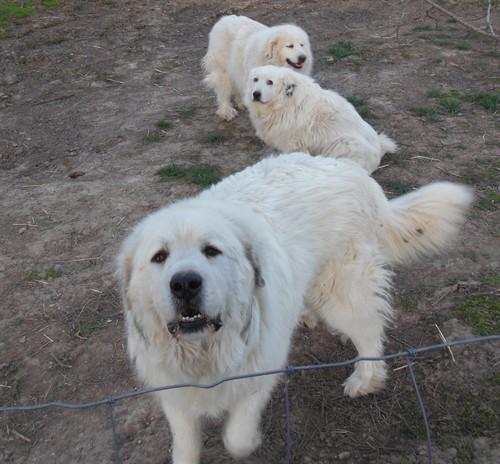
left=265, top=25, right=312, bottom=75
left=117, top=200, right=264, bottom=342
left=248, top=65, right=298, bottom=106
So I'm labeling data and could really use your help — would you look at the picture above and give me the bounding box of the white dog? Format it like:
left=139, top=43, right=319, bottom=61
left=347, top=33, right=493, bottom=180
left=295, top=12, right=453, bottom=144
left=118, top=153, right=471, bottom=463
left=202, top=15, right=313, bottom=121
left=246, top=65, right=397, bottom=173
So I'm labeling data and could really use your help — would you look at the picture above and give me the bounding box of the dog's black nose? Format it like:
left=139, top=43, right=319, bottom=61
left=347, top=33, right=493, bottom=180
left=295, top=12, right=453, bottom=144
left=170, top=272, right=202, bottom=300
left=298, top=54, right=306, bottom=64
left=253, top=90, right=261, bottom=101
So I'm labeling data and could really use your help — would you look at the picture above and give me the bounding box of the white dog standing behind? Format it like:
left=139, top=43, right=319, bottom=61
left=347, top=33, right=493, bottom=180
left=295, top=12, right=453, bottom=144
left=202, top=15, right=312, bottom=121
left=247, top=65, right=397, bottom=173
left=118, top=153, right=471, bottom=464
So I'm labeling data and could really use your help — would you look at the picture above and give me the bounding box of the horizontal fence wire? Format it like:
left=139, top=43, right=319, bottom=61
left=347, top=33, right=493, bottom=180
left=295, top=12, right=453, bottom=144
left=1, top=335, right=499, bottom=464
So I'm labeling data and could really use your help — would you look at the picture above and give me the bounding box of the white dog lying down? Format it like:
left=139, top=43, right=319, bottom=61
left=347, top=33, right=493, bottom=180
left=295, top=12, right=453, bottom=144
left=247, top=65, right=397, bottom=173
left=118, top=153, right=471, bottom=463
left=202, top=15, right=312, bottom=121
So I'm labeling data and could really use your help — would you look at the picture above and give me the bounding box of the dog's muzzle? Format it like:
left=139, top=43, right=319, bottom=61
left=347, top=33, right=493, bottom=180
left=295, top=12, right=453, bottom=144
left=286, top=55, right=306, bottom=69
left=252, top=90, right=262, bottom=102
left=167, top=271, right=223, bottom=335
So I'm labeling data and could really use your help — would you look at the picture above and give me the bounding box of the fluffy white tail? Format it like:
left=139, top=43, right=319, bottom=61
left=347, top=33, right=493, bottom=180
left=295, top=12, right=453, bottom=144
left=378, top=133, right=398, bottom=154
left=382, top=182, right=473, bottom=263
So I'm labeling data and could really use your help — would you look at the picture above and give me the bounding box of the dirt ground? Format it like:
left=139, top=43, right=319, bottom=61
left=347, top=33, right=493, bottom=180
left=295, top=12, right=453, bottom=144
left=0, top=0, right=499, bottom=463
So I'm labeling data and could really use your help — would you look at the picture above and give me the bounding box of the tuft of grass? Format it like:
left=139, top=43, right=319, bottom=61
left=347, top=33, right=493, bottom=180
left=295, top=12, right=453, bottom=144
left=0, top=1, right=62, bottom=29
left=400, top=287, right=435, bottom=312
left=410, top=106, right=438, bottom=121
left=461, top=92, right=499, bottom=112
left=428, top=88, right=448, bottom=99
left=453, top=296, right=499, bottom=336
left=177, top=105, right=198, bottom=117
left=44, top=267, right=62, bottom=279
left=0, top=362, right=21, bottom=406
left=328, top=41, right=356, bottom=59
left=482, top=271, right=500, bottom=288
left=381, top=179, right=415, bottom=196
left=346, top=95, right=369, bottom=118
left=413, top=24, right=433, bottom=32
left=156, top=163, right=222, bottom=188
left=439, top=96, right=461, bottom=113
left=13, top=317, right=24, bottom=326
left=456, top=40, right=470, bottom=50
left=155, top=119, right=173, bottom=131
left=72, top=319, right=102, bottom=338
left=142, top=130, right=162, bottom=143
left=203, top=132, right=229, bottom=145
left=24, top=270, right=39, bottom=282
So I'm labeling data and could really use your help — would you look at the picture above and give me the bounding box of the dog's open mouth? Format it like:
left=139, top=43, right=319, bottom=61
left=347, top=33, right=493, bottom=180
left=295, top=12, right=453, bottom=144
left=167, top=312, right=223, bottom=335
left=286, top=59, right=303, bottom=69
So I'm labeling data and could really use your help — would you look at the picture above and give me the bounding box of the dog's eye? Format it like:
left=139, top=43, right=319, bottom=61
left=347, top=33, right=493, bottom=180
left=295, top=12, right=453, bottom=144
left=203, top=245, right=222, bottom=258
left=286, top=44, right=294, bottom=48
left=253, top=77, right=258, bottom=82
left=151, top=249, right=168, bottom=264
left=266, top=80, right=273, bottom=86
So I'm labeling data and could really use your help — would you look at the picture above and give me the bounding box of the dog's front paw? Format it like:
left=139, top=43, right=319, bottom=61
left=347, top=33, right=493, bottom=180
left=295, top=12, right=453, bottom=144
left=216, top=106, right=238, bottom=121
left=343, top=360, right=387, bottom=398
left=223, top=423, right=262, bottom=458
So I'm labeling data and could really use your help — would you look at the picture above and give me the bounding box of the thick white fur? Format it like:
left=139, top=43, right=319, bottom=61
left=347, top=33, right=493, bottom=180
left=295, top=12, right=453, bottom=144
left=246, top=65, right=397, bottom=173
left=117, top=153, right=472, bottom=463
left=202, top=15, right=312, bottom=121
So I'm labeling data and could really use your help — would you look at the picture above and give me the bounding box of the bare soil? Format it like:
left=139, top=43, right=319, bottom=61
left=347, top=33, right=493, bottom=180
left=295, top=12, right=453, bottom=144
left=0, top=1, right=498, bottom=463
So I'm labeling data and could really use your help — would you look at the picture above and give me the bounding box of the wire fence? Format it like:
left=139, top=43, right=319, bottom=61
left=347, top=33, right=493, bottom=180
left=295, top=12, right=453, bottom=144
left=1, top=335, right=499, bottom=464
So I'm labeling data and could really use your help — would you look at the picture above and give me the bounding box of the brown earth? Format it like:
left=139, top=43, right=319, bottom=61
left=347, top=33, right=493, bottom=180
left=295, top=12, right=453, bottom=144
left=0, top=1, right=499, bottom=463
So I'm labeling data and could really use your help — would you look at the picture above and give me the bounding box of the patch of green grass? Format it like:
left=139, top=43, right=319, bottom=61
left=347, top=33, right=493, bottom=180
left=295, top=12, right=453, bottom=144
left=203, top=132, right=229, bottom=145
left=461, top=92, right=499, bottom=112
left=346, top=95, right=369, bottom=118
left=177, top=105, right=198, bottom=117
left=24, top=270, right=39, bottom=282
left=413, top=23, right=433, bottom=32
left=44, top=267, right=62, bottom=279
left=482, top=271, right=500, bottom=288
left=456, top=40, right=470, bottom=50
left=476, top=189, right=500, bottom=211
left=328, top=41, right=356, bottom=59
left=156, top=163, right=223, bottom=188
left=381, top=179, right=415, bottom=196
left=428, top=88, right=448, bottom=99
left=352, top=60, right=363, bottom=72
left=72, top=319, right=102, bottom=338
left=453, top=295, right=499, bottom=336
left=410, top=106, right=438, bottom=121
left=400, top=287, right=435, bottom=312
left=155, top=119, right=173, bottom=131
left=13, top=317, right=24, bottom=326
left=439, top=97, right=461, bottom=113
left=0, top=1, right=61, bottom=29
left=142, top=130, right=162, bottom=143
left=0, top=362, right=21, bottom=406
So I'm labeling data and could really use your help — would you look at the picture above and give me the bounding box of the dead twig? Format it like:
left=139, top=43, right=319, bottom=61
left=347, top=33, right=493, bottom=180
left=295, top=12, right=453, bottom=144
left=425, top=0, right=499, bottom=41
left=434, top=324, right=456, bottom=363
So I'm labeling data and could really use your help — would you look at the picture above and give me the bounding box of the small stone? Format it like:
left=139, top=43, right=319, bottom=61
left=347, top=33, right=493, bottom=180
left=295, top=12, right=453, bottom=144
left=338, top=451, right=351, bottom=460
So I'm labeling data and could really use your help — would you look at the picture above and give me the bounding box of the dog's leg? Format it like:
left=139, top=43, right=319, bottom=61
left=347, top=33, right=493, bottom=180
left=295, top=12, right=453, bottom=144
left=162, top=402, right=202, bottom=464
left=310, top=254, right=393, bottom=398
left=223, top=387, right=271, bottom=458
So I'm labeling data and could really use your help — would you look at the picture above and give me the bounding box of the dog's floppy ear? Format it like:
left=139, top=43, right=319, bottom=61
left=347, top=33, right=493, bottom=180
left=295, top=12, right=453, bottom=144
left=283, top=78, right=295, bottom=97
left=116, top=231, right=140, bottom=309
left=245, top=244, right=265, bottom=288
left=265, top=37, right=278, bottom=59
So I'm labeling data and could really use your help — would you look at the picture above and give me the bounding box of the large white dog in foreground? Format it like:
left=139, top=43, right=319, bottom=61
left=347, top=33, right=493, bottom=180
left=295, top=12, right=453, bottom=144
left=247, top=65, right=397, bottom=173
left=118, top=153, right=471, bottom=463
left=202, top=15, right=312, bottom=121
